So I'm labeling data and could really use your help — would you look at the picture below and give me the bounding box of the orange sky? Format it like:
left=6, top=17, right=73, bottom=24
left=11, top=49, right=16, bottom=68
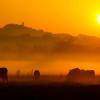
left=1, top=0, right=100, bottom=75
left=0, top=0, right=100, bottom=36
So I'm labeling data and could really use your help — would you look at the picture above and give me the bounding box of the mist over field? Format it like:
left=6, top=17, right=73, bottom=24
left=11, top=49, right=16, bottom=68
left=0, top=24, right=100, bottom=74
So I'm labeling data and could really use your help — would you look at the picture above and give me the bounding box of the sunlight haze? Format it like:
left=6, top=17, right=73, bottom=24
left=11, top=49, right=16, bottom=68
left=0, top=0, right=100, bottom=36
left=0, top=0, right=100, bottom=75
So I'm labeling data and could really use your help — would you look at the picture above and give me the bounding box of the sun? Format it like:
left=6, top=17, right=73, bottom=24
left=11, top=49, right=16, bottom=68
left=98, top=15, right=100, bottom=24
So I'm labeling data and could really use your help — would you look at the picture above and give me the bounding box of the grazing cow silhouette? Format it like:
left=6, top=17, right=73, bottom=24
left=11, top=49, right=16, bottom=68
left=34, top=70, right=40, bottom=80
left=0, top=67, right=8, bottom=82
left=66, top=68, right=95, bottom=84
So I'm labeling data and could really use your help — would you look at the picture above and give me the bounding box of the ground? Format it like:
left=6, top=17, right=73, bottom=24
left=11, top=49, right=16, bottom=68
left=0, top=81, right=100, bottom=100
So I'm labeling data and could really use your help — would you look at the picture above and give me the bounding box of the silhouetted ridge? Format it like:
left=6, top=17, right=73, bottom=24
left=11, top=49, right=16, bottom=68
left=0, top=23, right=100, bottom=60
left=3, top=24, right=24, bottom=29
left=0, top=24, right=52, bottom=37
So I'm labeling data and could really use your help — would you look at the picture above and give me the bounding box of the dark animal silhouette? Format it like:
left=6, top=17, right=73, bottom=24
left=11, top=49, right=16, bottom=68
left=34, top=70, right=40, bottom=80
left=66, top=68, right=95, bottom=84
left=0, top=67, right=8, bottom=82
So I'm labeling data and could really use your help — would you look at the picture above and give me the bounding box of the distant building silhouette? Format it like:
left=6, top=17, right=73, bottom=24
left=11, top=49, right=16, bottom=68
left=66, top=68, right=95, bottom=84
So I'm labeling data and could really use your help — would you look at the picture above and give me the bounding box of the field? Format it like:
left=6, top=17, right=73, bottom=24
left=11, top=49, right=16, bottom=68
left=0, top=76, right=100, bottom=100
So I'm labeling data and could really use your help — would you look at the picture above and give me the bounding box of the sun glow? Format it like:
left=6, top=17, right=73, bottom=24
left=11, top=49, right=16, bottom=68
left=98, top=15, right=100, bottom=24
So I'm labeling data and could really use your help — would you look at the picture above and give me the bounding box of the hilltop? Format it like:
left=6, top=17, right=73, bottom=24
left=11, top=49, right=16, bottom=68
left=0, top=24, right=100, bottom=60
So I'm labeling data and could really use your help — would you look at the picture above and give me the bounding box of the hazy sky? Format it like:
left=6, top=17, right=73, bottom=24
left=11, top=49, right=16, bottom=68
left=0, top=0, right=100, bottom=36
